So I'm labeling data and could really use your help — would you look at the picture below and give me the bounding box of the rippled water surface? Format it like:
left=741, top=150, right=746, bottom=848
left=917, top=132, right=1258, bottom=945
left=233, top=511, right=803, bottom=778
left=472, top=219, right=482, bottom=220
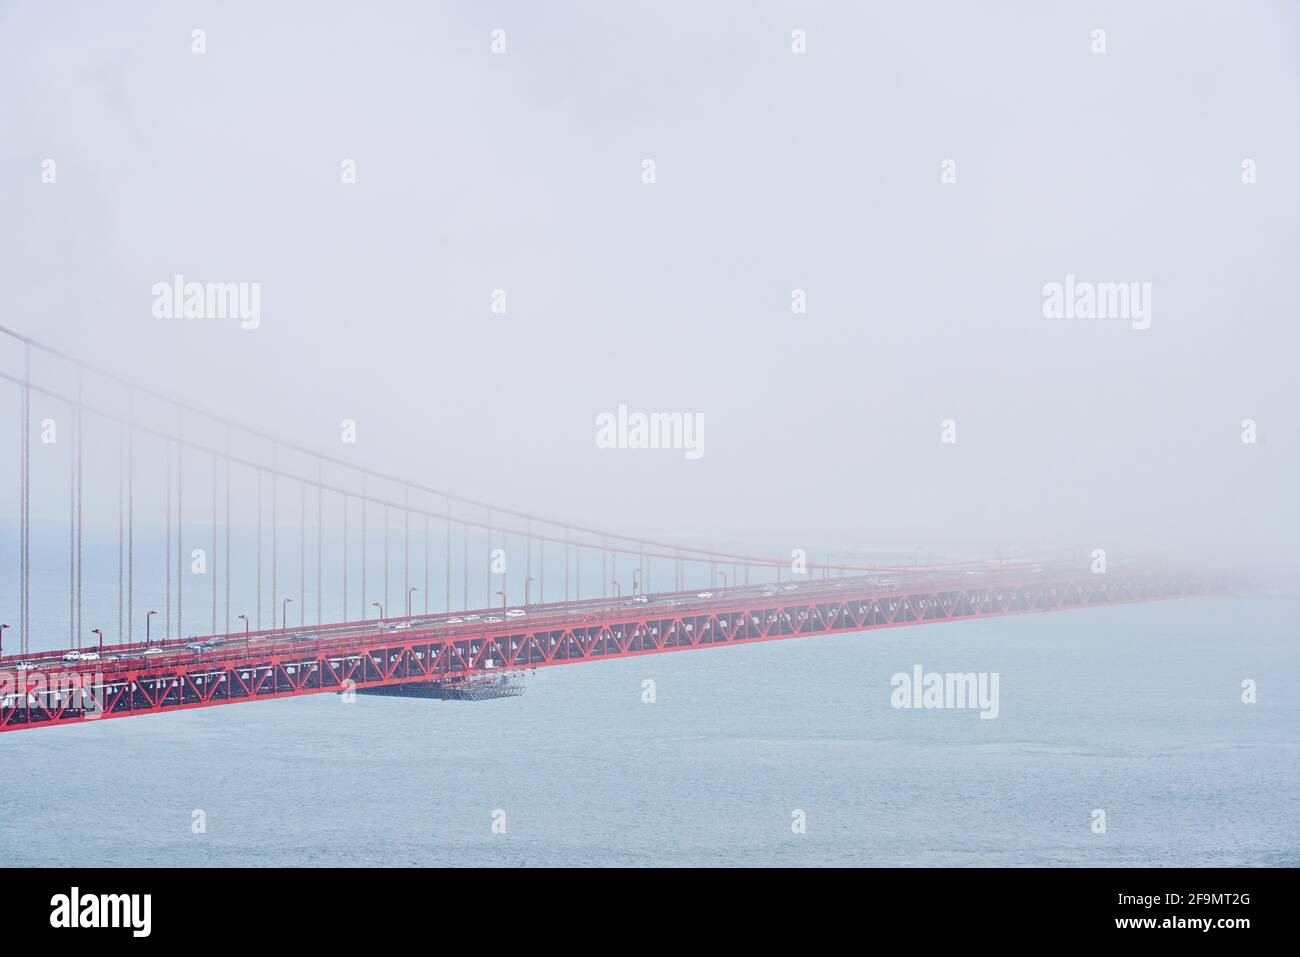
left=3, top=595, right=1296, bottom=866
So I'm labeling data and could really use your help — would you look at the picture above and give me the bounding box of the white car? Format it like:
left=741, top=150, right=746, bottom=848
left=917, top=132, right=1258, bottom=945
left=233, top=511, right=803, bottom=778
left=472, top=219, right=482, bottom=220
left=696, top=592, right=714, bottom=599
left=14, top=661, right=36, bottom=671
left=506, top=609, right=526, bottom=619
left=629, top=595, right=649, bottom=605
left=79, top=652, right=101, bottom=661
left=446, top=617, right=464, bottom=624
left=484, top=616, right=503, bottom=624
left=463, top=615, right=482, bottom=623
left=143, top=647, right=163, bottom=656
left=61, top=651, right=82, bottom=662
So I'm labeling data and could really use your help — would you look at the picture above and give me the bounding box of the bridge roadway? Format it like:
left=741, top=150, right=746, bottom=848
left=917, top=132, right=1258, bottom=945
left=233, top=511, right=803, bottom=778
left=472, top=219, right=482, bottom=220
left=0, top=561, right=1230, bottom=732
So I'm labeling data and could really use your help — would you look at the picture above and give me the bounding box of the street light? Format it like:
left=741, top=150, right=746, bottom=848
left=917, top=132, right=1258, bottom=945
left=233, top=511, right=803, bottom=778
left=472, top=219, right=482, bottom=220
left=91, top=628, right=103, bottom=657
left=238, top=613, right=250, bottom=651
left=146, top=609, right=158, bottom=644
left=632, top=570, right=641, bottom=596
left=407, top=587, right=418, bottom=618
left=281, top=597, right=293, bottom=631
left=0, top=623, right=9, bottom=658
left=371, top=601, right=383, bottom=622
left=496, top=589, right=506, bottom=610
left=611, top=580, right=621, bottom=598
left=716, top=571, right=727, bottom=589
left=524, top=577, right=534, bottom=607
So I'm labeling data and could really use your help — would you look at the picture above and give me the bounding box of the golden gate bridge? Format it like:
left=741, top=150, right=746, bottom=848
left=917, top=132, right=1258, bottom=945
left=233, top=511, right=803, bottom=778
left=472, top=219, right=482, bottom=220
left=0, top=325, right=1234, bottom=732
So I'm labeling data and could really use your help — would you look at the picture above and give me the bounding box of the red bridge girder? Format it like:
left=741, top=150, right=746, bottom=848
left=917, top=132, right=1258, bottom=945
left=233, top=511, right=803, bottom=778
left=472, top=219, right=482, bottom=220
left=0, top=568, right=1231, bottom=733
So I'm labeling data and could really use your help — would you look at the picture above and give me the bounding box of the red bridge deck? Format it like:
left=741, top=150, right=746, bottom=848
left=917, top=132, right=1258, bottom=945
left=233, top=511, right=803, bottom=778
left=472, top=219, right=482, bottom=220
left=0, top=565, right=1231, bottom=733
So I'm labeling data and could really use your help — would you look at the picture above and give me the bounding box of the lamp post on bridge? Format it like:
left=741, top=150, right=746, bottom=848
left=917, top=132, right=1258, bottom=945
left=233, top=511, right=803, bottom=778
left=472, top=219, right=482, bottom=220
left=632, top=570, right=641, bottom=596
left=281, top=598, right=293, bottom=631
left=496, top=589, right=506, bottom=612
left=716, top=571, right=726, bottom=590
left=91, top=628, right=103, bottom=657
left=524, top=577, right=534, bottom=608
left=238, top=613, right=250, bottom=652
left=146, top=609, right=158, bottom=645
left=407, top=587, right=418, bottom=618
left=371, top=601, right=383, bottom=622
left=611, top=580, right=621, bottom=599
left=0, top=623, right=8, bottom=658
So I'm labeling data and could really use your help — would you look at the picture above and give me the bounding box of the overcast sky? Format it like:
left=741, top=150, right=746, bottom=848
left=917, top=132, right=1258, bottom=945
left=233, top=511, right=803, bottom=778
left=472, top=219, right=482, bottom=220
left=1, top=0, right=1296, bottom=567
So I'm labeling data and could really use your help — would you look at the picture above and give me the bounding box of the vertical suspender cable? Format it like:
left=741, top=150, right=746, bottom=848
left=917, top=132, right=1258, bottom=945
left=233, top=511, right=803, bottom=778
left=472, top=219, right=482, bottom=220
left=165, top=441, right=172, bottom=639
left=212, top=451, right=217, bottom=636
left=271, top=440, right=277, bottom=629
left=19, top=347, right=28, bottom=654
left=76, top=368, right=83, bottom=643
left=402, top=489, right=409, bottom=615
left=360, top=472, right=366, bottom=618
left=342, top=491, right=349, bottom=622
left=177, top=412, right=183, bottom=638
left=299, top=478, right=305, bottom=626
left=118, top=429, right=124, bottom=642
left=69, top=382, right=76, bottom=646
left=256, top=469, right=262, bottom=630
left=127, top=390, right=134, bottom=644
left=224, top=426, right=230, bottom=636
left=316, top=459, right=322, bottom=625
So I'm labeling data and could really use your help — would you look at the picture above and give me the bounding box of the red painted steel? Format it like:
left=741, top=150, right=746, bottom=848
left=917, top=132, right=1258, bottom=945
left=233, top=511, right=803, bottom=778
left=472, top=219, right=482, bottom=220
left=0, top=564, right=1231, bottom=733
